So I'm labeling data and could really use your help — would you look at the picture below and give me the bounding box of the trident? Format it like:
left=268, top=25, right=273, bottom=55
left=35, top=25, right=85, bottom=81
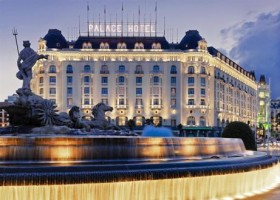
left=12, top=28, right=19, bottom=56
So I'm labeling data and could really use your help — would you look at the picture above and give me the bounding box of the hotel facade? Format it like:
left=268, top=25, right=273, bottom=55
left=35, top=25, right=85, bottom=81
left=31, top=29, right=258, bottom=135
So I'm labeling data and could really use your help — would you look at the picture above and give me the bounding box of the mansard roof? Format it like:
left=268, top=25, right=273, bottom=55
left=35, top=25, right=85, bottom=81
left=208, top=47, right=256, bottom=81
left=43, top=29, right=69, bottom=49
left=73, top=36, right=170, bottom=49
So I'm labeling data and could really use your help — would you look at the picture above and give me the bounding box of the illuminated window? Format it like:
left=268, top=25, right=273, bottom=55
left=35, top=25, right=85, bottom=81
left=187, top=116, right=195, bottom=125
left=39, top=77, right=44, bottom=84
left=199, top=116, right=206, bottom=126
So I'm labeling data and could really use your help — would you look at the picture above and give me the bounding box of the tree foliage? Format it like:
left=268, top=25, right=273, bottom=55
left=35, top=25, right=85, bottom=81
left=222, top=121, right=257, bottom=151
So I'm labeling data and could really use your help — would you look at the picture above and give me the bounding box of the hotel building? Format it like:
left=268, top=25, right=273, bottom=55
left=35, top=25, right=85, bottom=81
left=271, top=99, right=280, bottom=137
left=31, top=29, right=258, bottom=135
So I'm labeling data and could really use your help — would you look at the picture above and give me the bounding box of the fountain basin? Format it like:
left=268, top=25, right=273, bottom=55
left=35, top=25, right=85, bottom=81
left=0, top=136, right=279, bottom=200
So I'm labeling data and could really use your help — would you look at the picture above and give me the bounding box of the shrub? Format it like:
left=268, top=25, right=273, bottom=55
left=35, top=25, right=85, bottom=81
left=222, top=121, right=257, bottom=151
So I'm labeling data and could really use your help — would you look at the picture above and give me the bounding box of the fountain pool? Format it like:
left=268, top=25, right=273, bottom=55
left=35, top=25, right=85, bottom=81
left=0, top=136, right=279, bottom=200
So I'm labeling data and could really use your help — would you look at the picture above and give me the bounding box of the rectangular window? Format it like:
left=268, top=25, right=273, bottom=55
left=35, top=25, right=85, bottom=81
left=39, top=88, right=44, bottom=95
left=67, top=76, right=72, bottom=84
left=49, top=88, right=56, bottom=95
left=67, top=87, right=72, bottom=95
left=136, top=98, right=143, bottom=105
left=188, top=77, right=194, bottom=86
left=101, top=98, right=108, bottom=105
left=84, top=87, right=90, bottom=94
left=39, top=77, right=44, bottom=84
left=84, top=76, right=90, bottom=83
left=201, top=77, right=206, bottom=86
left=188, top=99, right=195, bottom=105
left=84, top=99, right=90, bottom=105
left=136, top=77, right=142, bottom=84
left=67, top=98, right=73, bottom=106
left=101, top=88, right=108, bottom=95
left=201, top=99, right=206, bottom=105
left=119, top=98, right=125, bottom=105
left=171, top=77, right=176, bottom=85
left=171, top=119, right=177, bottom=127
left=152, top=87, right=159, bottom=95
left=171, top=88, right=176, bottom=96
left=188, top=88, right=194, bottom=96
left=201, top=88, right=206, bottom=96
left=153, top=99, right=159, bottom=105
left=49, top=76, right=56, bottom=84
left=136, top=88, right=142, bottom=95
left=101, top=77, right=108, bottom=84
left=171, top=99, right=176, bottom=107
left=118, top=87, right=125, bottom=95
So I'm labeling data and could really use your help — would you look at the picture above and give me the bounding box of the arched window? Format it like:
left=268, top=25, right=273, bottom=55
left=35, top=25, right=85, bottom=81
left=66, top=65, right=73, bottom=73
left=49, top=65, right=56, bottom=73
left=119, top=65, right=125, bottom=72
left=119, top=76, right=125, bottom=83
left=199, top=116, right=206, bottom=126
left=100, top=65, right=109, bottom=74
left=153, top=65, right=160, bottom=72
left=187, top=116, right=196, bottom=126
left=200, top=67, right=206, bottom=74
left=104, top=42, right=110, bottom=49
left=84, top=65, right=91, bottom=72
left=153, top=76, right=159, bottom=83
left=188, top=66, right=194, bottom=74
left=170, top=65, right=177, bottom=74
left=100, top=42, right=105, bottom=49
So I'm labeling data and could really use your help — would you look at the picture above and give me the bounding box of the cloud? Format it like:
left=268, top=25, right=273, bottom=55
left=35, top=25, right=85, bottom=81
left=221, top=12, right=280, bottom=99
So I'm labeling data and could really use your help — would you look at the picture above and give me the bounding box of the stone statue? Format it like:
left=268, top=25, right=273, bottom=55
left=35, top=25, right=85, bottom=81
left=69, top=106, right=92, bottom=131
left=17, top=40, right=48, bottom=89
left=91, top=103, right=120, bottom=130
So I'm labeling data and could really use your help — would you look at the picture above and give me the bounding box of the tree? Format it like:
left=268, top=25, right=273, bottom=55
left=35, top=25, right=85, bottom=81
left=222, top=121, right=257, bottom=151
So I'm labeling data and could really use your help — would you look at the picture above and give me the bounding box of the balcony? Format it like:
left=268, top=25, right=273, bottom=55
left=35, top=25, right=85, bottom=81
left=150, top=104, right=162, bottom=109
left=100, top=70, right=110, bottom=74
left=115, top=70, right=128, bottom=74
left=116, top=104, right=128, bottom=109
left=150, top=70, right=163, bottom=74
left=135, top=70, right=144, bottom=74
left=135, top=105, right=144, bottom=109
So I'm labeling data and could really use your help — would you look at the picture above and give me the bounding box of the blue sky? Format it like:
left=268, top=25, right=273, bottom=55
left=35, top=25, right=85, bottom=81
left=1, top=0, right=280, bottom=100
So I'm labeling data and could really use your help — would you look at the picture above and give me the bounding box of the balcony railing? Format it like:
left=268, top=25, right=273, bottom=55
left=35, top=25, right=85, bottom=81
left=135, top=70, right=144, bottom=74
left=150, top=70, right=163, bottom=74
left=116, top=104, right=128, bottom=109
left=100, top=70, right=110, bottom=74
left=150, top=104, right=162, bottom=109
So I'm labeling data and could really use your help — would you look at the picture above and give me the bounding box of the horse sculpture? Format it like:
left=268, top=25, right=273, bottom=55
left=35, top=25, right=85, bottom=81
left=91, top=103, right=120, bottom=130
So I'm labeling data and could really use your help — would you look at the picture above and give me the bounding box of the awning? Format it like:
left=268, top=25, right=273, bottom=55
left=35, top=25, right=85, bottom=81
left=182, top=126, right=213, bottom=131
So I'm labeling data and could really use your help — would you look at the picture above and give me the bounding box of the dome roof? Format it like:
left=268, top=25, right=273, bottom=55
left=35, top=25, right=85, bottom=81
left=43, top=29, right=68, bottom=49
left=179, top=30, right=203, bottom=50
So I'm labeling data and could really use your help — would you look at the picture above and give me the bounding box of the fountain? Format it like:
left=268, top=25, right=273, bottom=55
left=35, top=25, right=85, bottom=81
left=0, top=38, right=279, bottom=200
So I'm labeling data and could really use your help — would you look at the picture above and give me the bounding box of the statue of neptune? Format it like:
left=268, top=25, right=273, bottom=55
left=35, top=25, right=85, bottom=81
left=16, top=40, right=48, bottom=89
